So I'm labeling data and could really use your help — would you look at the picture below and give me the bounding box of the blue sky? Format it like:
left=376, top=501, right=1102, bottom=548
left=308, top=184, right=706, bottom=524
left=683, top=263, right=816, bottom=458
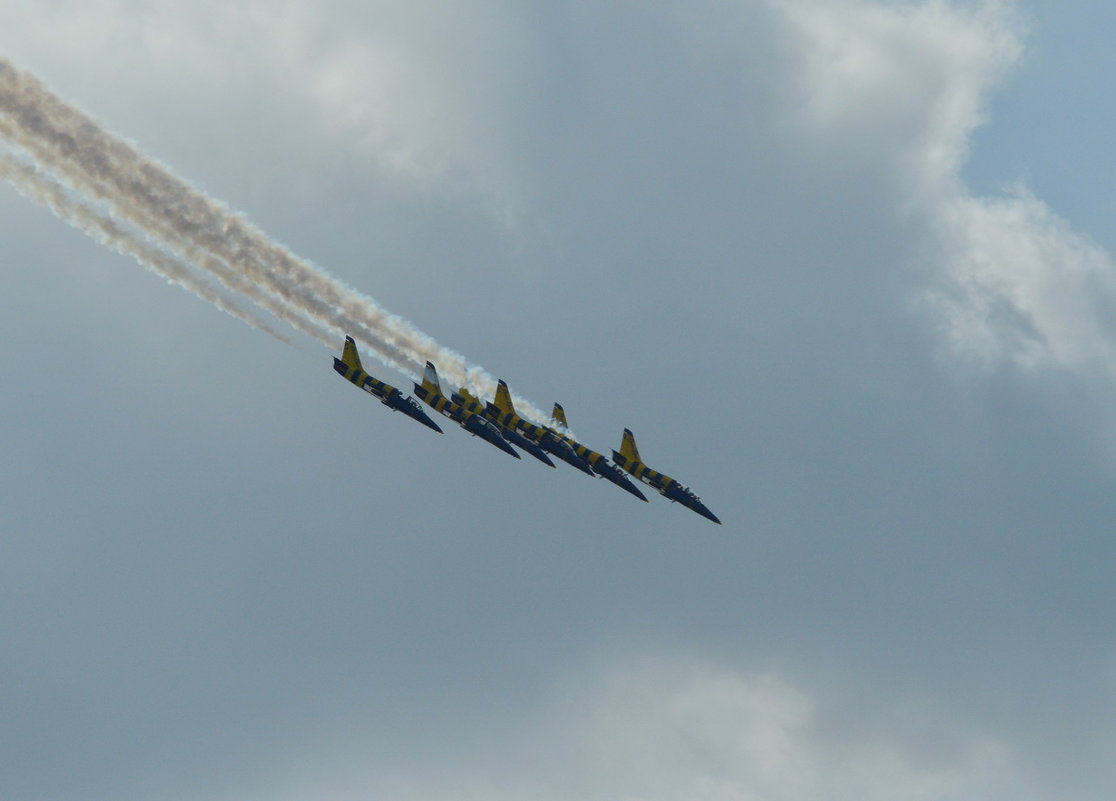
left=967, top=1, right=1116, bottom=240
left=2, top=2, right=1115, bottom=799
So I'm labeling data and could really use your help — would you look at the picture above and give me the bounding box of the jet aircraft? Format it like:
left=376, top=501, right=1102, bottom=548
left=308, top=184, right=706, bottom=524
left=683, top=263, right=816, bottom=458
left=332, top=337, right=717, bottom=520
left=333, top=337, right=443, bottom=434
left=550, top=403, right=647, bottom=502
left=612, top=429, right=721, bottom=524
left=454, top=387, right=555, bottom=467
left=414, top=361, right=520, bottom=460
left=484, top=381, right=595, bottom=475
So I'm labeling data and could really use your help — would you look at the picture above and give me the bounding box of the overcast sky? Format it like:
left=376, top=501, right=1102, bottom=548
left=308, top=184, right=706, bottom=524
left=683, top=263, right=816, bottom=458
left=3, top=1, right=1116, bottom=799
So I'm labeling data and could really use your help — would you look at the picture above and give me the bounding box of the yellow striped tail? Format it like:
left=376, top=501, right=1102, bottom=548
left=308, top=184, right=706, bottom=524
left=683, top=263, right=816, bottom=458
left=620, top=428, right=642, bottom=464
left=552, top=403, right=569, bottom=429
left=494, top=380, right=516, bottom=415
left=341, top=336, right=363, bottom=371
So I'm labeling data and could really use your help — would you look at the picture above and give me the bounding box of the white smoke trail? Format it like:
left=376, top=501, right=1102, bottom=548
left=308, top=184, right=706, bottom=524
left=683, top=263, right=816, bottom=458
left=0, top=65, right=416, bottom=378
left=0, top=58, right=549, bottom=421
left=0, top=152, right=297, bottom=343
left=0, top=110, right=411, bottom=367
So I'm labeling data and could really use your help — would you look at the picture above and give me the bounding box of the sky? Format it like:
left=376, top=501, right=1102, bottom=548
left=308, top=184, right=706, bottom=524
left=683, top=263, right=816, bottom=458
left=2, top=1, right=1115, bottom=799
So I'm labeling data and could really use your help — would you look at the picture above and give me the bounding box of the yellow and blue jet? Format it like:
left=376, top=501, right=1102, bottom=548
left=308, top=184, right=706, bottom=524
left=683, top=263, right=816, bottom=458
left=612, top=429, right=721, bottom=524
left=483, top=380, right=595, bottom=476
left=333, top=337, right=443, bottom=434
left=453, top=386, right=556, bottom=467
left=550, top=403, right=647, bottom=502
left=413, top=361, right=520, bottom=460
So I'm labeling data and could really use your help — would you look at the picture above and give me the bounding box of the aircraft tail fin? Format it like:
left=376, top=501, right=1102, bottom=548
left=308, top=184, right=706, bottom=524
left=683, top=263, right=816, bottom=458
left=340, top=336, right=364, bottom=371
left=421, top=361, right=443, bottom=394
left=494, top=380, right=516, bottom=414
left=552, top=403, right=569, bottom=429
left=619, top=428, right=642, bottom=465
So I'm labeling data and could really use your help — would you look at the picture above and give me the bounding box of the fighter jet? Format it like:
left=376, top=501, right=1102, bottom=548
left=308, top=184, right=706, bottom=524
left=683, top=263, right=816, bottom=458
left=333, top=337, right=443, bottom=434
left=483, top=381, right=595, bottom=476
left=550, top=403, right=647, bottom=502
left=413, top=361, right=520, bottom=460
left=612, top=429, right=721, bottom=524
left=454, top=387, right=555, bottom=467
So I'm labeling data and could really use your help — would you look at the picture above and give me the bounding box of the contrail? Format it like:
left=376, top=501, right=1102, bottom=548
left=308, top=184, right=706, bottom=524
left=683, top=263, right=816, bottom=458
left=0, top=58, right=549, bottom=421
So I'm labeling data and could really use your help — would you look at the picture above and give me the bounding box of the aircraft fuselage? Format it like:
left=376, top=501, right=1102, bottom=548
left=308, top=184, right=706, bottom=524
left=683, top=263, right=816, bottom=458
left=332, top=340, right=443, bottom=434
left=414, top=377, right=521, bottom=460
left=612, top=429, right=721, bottom=524
left=483, top=401, right=594, bottom=475
left=453, top=389, right=555, bottom=466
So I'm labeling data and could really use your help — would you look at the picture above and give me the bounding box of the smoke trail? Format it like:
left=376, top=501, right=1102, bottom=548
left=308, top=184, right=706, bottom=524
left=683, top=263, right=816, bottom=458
left=0, top=69, right=416, bottom=377
left=0, top=152, right=298, bottom=343
left=0, top=58, right=549, bottom=421
left=0, top=110, right=408, bottom=368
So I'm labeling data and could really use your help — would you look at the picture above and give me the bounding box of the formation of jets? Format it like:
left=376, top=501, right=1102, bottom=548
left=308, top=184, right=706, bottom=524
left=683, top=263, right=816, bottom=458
left=333, top=336, right=721, bottom=524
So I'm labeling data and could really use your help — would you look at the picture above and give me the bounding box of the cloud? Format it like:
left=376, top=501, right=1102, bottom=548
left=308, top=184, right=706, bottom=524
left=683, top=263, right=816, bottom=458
left=0, top=0, right=527, bottom=207
left=926, top=187, right=1116, bottom=371
left=5, top=3, right=1116, bottom=801
left=564, top=658, right=1032, bottom=801
left=250, top=657, right=1033, bottom=801
left=777, top=0, right=1023, bottom=195
left=775, top=0, right=1116, bottom=380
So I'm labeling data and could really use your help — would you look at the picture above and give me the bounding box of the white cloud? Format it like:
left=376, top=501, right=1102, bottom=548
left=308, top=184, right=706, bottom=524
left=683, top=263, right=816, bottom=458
left=248, top=658, right=1033, bottom=801
left=774, top=0, right=1116, bottom=379
left=8, top=0, right=1115, bottom=379
left=4, top=5, right=1116, bottom=798
left=776, top=0, right=1022, bottom=196
left=927, top=188, right=1116, bottom=370
left=0, top=0, right=527, bottom=208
